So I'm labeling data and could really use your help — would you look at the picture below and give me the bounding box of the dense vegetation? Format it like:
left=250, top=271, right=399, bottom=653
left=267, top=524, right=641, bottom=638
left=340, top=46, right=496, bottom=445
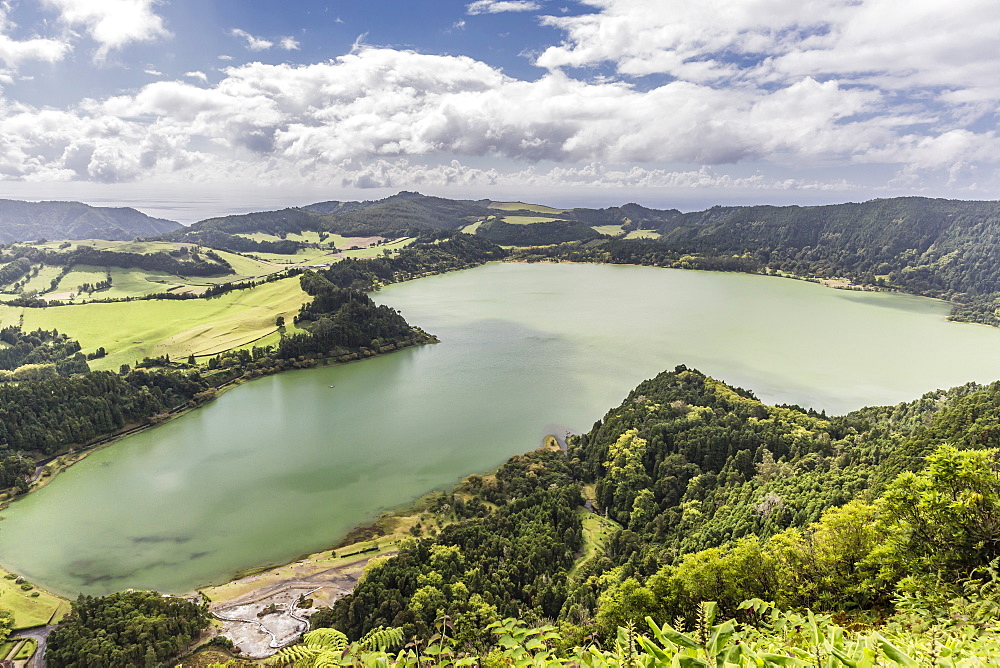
left=165, top=192, right=491, bottom=242
left=0, top=368, right=209, bottom=454
left=4, top=245, right=233, bottom=277
left=0, top=325, right=88, bottom=374
left=46, top=590, right=208, bottom=667
left=157, top=192, right=1000, bottom=325
left=171, top=229, right=302, bottom=255
left=475, top=217, right=604, bottom=246
left=295, top=367, right=1000, bottom=664
left=318, top=233, right=508, bottom=291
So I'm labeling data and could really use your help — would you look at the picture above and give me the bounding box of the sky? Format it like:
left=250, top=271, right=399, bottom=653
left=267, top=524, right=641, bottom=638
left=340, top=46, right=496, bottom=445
left=0, top=0, right=997, bottom=222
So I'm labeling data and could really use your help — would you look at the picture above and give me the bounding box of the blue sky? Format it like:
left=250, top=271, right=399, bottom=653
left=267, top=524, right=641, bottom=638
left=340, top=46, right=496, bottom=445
left=0, top=0, right=998, bottom=222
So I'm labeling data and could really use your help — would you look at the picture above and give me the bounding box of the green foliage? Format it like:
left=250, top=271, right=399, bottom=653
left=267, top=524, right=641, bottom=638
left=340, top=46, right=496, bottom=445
left=0, top=325, right=88, bottom=373
left=0, top=368, right=209, bottom=455
left=45, top=590, right=209, bottom=667
left=476, top=217, right=604, bottom=246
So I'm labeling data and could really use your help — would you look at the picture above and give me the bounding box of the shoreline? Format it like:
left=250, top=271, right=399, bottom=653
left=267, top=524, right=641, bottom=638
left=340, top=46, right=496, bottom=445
left=0, top=331, right=437, bottom=511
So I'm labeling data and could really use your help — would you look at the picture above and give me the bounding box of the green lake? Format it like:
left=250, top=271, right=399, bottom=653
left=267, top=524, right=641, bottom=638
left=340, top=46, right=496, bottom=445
left=3, top=262, right=1000, bottom=596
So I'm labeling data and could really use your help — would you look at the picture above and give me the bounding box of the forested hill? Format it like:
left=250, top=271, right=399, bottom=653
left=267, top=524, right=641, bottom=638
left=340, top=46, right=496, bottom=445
left=652, top=197, right=1000, bottom=305
left=0, top=199, right=180, bottom=242
left=310, top=366, right=1000, bottom=654
left=160, top=191, right=491, bottom=243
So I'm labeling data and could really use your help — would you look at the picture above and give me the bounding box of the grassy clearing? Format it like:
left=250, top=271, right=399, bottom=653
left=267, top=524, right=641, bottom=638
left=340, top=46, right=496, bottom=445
left=591, top=224, right=625, bottom=236
left=52, top=266, right=108, bottom=296
left=0, top=276, right=309, bottom=370
left=625, top=229, right=662, bottom=239
left=500, top=215, right=563, bottom=225
left=488, top=201, right=567, bottom=214
left=568, top=510, right=620, bottom=581
left=18, top=264, right=62, bottom=293
left=201, top=250, right=280, bottom=282
left=461, top=221, right=484, bottom=235
left=337, top=237, right=413, bottom=258
left=0, top=566, right=69, bottom=629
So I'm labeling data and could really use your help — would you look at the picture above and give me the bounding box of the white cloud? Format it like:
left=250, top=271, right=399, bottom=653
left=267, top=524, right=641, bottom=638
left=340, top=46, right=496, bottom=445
left=0, top=5, right=71, bottom=69
left=230, top=28, right=273, bottom=51
left=0, top=44, right=990, bottom=196
left=143, top=67, right=161, bottom=76
left=218, top=54, right=234, bottom=61
left=536, top=0, right=1000, bottom=100
left=280, top=36, right=300, bottom=51
left=452, top=20, right=467, bottom=30
left=43, top=0, right=169, bottom=60
left=467, top=1, right=542, bottom=15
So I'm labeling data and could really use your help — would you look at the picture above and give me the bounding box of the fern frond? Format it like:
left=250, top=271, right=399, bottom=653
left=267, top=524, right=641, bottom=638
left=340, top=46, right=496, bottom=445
left=304, top=627, right=350, bottom=651
left=359, top=625, right=405, bottom=652
left=268, top=645, right=321, bottom=666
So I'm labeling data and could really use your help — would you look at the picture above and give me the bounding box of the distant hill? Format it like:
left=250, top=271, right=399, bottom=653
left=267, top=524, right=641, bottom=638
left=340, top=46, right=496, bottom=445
left=158, top=192, right=1000, bottom=325
left=164, top=192, right=492, bottom=244
left=0, top=200, right=180, bottom=243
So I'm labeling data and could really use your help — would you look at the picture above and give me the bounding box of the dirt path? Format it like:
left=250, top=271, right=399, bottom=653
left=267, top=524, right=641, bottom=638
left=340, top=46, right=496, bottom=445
left=205, top=551, right=395, bottom=659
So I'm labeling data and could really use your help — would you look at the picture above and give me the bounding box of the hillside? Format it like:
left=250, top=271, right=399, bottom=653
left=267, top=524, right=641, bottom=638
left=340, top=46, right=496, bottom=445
left=269, top=366, right=1000, bottom=666
left=161, top=192, right=491, bottom=247
left=0, top=200, right=180, bottom=243
left=158, top=193, right=1000, bottom=324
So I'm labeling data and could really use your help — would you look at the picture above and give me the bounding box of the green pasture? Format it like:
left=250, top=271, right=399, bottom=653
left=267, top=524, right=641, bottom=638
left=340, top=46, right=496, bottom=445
left=591, top=224, right=626, bottom=236
left=0, top=567, right=68, bottom=629
left=337, top=237, right=413, bottom=258
left=500, top=215, right=563, bottom=225
left=461, top=221, right=484, bottom=235
left=18, top=265, right=62, bottom=294
left=625, top=229, right=662, bottom=239
left=488, top=201, right=567, bottom=214
left=0, top=276, right=309, bottom=371
left=51, top=266, right=108, bottom=298
left=209, top=250, right=283, bottom=280
left=568, top=510, right=620, bottom=581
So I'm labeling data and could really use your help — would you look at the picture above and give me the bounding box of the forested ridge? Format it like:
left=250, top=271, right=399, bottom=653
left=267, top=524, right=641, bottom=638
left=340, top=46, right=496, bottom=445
left=158, top=191, right=1000, bottom=326
left=276, top=367, right=1000, bottom=665
left=20, top=366, right=1000, bottom=666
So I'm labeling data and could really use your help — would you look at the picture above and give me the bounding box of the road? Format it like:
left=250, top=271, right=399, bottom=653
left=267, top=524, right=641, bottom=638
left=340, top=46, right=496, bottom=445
left=11, top=625, right=56, bottom=668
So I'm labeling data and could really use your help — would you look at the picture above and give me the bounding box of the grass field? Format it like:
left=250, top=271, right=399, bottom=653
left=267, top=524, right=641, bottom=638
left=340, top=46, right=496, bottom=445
left=625, top=229, right=662, bottom=239
left=18, top=265, right=62, bottom=294
left=337, top=237, right=413, bottom=258
left=591, top=224, right=626, bottom=236
left=461, top=221, right=484, bottom=235
left=568, top=510, right=620, bottom=581
left=0, top=566, right=69, bottom=629
left=0, top=276, right=309, bottom=370
left=488, top=201, right=567, bottom=214
left=500, top=215, right=564, bottom=225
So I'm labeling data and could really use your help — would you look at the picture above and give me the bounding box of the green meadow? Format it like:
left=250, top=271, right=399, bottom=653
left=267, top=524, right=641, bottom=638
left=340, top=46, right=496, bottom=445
left=0, top=567, right=68, bottom=629
left=0, top=276, right=309, bottom=370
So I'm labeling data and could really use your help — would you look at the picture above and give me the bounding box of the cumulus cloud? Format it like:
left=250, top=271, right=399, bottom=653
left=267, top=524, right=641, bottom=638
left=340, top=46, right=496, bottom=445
left=0, top=44, right=989, bottom=194
left=230, top=28, right=273, bottom=51
left=44, top=0, right=170, bottom=60
left=536, top=0, right=1000, bottom=99
left=280, top=36, right=300, bottom=51
left=467, top=1, right=542, bottom=15
left=0, top=5, right=71, bottom=68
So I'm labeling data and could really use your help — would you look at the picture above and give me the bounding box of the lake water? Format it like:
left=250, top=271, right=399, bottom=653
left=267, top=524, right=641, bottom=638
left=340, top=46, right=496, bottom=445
left=3, top=262, right=1000, bottom=596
